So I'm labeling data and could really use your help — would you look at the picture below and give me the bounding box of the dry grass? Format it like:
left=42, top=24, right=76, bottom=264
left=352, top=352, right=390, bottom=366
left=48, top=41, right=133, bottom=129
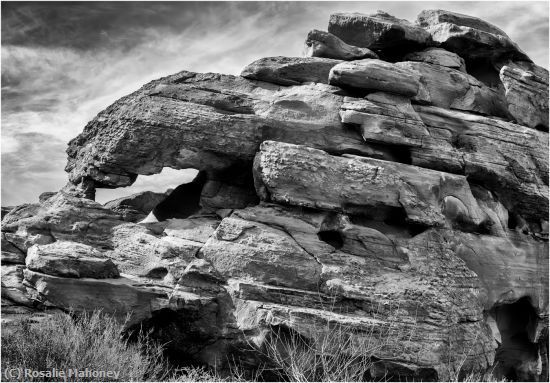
left=0, top=310, right=220, bottom=382
left=258, top=325, right=373, bottom=381
left=1, top=309, right=508, bottom=382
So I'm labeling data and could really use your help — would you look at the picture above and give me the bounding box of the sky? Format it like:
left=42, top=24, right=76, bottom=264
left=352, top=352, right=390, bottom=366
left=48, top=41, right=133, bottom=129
left=2, top=1, right=549, bottom=205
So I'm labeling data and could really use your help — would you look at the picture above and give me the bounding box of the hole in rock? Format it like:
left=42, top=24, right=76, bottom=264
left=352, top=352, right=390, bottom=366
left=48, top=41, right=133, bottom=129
left=382, top=144, right=412, bottom=165
left=317, top=230, right=344, bottom=249
left=534, top=123, right=549, bottom=132
left=382, top=206, right=429, bottom=237
left=125, top=308, right=203, bottom=368
left=464, top=58, right=503, bottom=89
left=151, top=170, right=207, bottom=221
left=95, top=168, right=199, bottom=204
left=345, top=205, right=429, bottom=238
left=490, top=297, right=540, bottom=381
left=146, top=267, right=168, bottom=279
left=507, top=213, right=519, bottom=230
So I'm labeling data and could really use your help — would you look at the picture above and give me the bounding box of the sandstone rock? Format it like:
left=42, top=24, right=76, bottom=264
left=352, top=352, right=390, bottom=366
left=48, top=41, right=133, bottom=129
left=304, top=29, right=378, bottom=60
left=254, top=140, right=490, bottom=230
left=38, top=192, right=57, bottom=203
left=104, top=190, right=169, bottom=221
left=163, top=216, right=220, bottom=243
left=449, top=231, right=549, bottom=313
left=65, top=73, right=378, bottom=190
left=200, top=180, right=259, bottom=211
left=329, top=59, right=420, bottom=97
left=241, top=56, right=342, bottom=86
left=217, top=205, right=497, bottom=380
left=1, top=265, right=34, bottom=306
left=340, top=97, right=548, bottom=223
left=200, top=216, right=322, bottom=290
left=498, top=60, right=549, bottom=130
left=403, top=47, right=466, bottom=72
left=23, top=269, right=175, bottom=326
left=107, top=223, right=199, bottom=282
left=1, top=233, right=26, bottom=264
left=1, top=206, right=15, bottom=219
left=417, top=9, right=531, bottom=62
left=328, top=11, right=431, bottom=52
left=2, top=192, right=124, bottom=251
left=26, top=242, right=119, bottom=279
left=4, top=8, right=547, bottom=381
left=177, top=258, right=225, bottom=292
left=396, top=61, right=510, bottom=118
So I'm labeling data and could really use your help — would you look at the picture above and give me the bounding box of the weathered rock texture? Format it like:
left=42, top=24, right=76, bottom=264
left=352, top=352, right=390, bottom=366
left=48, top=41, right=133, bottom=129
left=2, top=8, right=548, bottom=382
left=304, top=29, right=379, bottom=61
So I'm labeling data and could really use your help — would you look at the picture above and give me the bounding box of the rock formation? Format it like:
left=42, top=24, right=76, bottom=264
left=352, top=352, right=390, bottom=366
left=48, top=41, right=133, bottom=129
left=2, top=9, right=548, bottom=382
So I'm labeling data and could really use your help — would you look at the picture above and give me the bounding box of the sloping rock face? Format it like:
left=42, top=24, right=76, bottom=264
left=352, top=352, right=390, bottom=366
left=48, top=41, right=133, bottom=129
left=2, top=9, right=548, bottom=382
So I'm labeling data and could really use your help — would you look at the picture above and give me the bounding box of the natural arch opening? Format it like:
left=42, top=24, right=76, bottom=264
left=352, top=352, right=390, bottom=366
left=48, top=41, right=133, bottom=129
left=96, top=168, right=202, bottom=222
left=490, top=297, right=540, bottom=381
left=96, top=168, right=199, bottom=204
left=144, top=170, right=207, bottom=222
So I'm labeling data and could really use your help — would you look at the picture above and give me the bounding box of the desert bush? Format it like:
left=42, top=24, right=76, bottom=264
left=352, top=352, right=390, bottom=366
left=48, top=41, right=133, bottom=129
left=251, top=318, right=410, bottom=382
left=0, top=310, right=220, bottom=382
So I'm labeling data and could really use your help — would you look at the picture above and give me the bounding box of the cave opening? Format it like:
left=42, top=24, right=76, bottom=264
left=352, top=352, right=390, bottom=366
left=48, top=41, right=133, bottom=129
left=490, top=297, right=541, bottom=381
left=464, top=57, right=503, bottom=90
left=317, top=230, right=344, bottom=249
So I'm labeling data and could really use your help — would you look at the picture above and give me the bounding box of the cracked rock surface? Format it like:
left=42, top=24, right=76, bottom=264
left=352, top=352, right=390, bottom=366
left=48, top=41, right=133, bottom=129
left=2, top=7, right=548, bottom=382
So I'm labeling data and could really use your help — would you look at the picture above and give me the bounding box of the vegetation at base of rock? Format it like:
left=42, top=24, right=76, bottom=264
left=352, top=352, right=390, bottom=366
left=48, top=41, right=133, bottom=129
left=255, top=325, right=376, bottom=381
left=0, top=311, right=219, bottom=382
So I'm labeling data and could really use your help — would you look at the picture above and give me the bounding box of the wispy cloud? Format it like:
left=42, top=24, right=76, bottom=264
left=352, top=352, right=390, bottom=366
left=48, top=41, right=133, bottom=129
left=1, top=1, right=548, bottom=206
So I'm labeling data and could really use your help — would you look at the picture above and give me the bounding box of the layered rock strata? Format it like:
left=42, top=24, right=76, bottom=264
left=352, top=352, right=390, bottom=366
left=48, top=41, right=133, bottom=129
left=2, top=8, right=548, bottom=382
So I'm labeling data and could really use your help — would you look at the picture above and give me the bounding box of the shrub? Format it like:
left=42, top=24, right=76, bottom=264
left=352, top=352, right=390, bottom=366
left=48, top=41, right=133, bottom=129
left=0, top=310, right=219, bottom=382
left=249, top=315, right=414, bottom=383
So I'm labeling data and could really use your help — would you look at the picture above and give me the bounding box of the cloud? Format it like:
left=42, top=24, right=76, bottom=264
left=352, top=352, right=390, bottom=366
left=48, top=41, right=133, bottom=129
left=1, top=132, right=67, bottom=205
left=1, top=1, right=548, bottom=206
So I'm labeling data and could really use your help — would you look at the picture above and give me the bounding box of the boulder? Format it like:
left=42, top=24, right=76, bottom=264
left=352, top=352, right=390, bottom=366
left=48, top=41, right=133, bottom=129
left=200, top=217, right=322, bottom=290
left=240, top=56, right=342, bottom=86
left=328, top=11, right=431, bottom=53
left=417, top=9, right=531, bottom=62
left=1, top=233, right=26, bottom=264
left=107, top=223, right=200, bottom=282
left=23, top=269, right=176, bottom=327
left=403, top=47, right=466, bottom=72
left=26, top=242, right=120, bottom=279
left=396, top=61, right=510, bottom=118
left=200, top=180, right=259, bottom=211
left=254, top=140, right=490, bottom=230
left=38, top=192, right=57, bottom=203
left=1, top=265, right=34, bottom=306
left=304, top=29, right=378, bottom=60
left=1, top=192, right=124, bottom=251
left=340, top=96, right=548, bottom=223
left=498, top=60, right=549, bottom=130
left=104, top=190, right=169, bottom=221
left=329, top=59, right=420, bottom=97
